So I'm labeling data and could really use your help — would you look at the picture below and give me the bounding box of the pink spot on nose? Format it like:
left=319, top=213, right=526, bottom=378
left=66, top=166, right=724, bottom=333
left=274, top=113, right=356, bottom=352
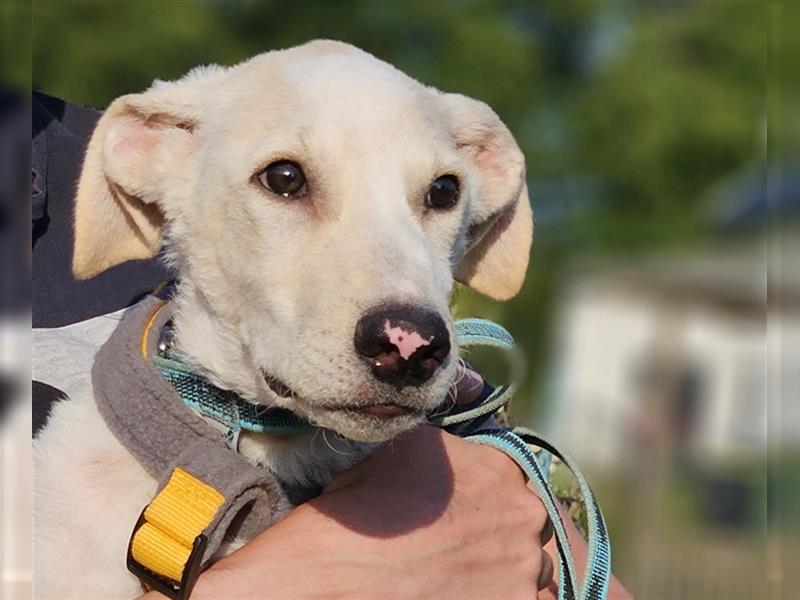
left=384, top=321, right=431, bottom=360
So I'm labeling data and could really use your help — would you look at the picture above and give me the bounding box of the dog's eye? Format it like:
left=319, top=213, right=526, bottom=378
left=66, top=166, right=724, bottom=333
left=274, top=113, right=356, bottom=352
left=426, top=175, right=460, bottom=210
left=257, top=161, right=306, bottom=197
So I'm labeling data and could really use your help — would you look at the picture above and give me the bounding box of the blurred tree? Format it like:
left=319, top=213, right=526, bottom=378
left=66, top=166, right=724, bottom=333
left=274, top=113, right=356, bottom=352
left=569, top=2, right=766, bottom=249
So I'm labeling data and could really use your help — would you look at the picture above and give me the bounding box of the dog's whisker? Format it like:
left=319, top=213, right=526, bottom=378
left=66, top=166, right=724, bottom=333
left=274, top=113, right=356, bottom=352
left=321, top=428, right=351, bottom=456
left=428, top=395, right=457, bottom=421
left=446, top=382, right=459, bottom=404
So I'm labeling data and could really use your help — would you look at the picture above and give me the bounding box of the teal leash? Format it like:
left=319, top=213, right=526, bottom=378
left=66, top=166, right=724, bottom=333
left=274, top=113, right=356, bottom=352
left=511, top=426, right=611, bottom=600
left=467, top=429, right=578, bottom=600
left=442, top=318, right=523, bottom=432
left=453, top=319, right=612, bottom=600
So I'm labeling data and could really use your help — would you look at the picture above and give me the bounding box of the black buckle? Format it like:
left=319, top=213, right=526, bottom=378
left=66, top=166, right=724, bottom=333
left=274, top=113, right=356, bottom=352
left=126, top=508, right=208, bottom=600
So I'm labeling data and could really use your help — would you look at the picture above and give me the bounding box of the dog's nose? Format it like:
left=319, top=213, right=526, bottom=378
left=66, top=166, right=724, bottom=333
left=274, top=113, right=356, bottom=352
left=354, top=304, right=451, bottom=387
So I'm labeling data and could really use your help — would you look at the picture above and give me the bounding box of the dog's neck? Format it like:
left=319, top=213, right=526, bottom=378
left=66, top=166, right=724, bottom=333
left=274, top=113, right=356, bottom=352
left=163, top=281, right=372, bottom=487
left=169, top=280, right=264, bottom=400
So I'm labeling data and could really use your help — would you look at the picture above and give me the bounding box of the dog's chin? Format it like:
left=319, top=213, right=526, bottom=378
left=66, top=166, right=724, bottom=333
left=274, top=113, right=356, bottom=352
left=260, top=366, right=454, bottom=442
left=282, top=389, right=430, bottom=442
left=308, top=405, right=427, bottom=442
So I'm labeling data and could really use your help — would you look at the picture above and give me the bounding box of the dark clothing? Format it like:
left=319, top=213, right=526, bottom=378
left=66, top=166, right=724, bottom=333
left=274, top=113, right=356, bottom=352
left=0, top=90, right=30, bottom=315
left=32, top=91, right=172, bottom=329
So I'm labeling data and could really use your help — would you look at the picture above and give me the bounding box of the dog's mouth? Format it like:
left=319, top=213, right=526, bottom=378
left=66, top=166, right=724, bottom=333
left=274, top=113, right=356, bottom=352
left=331, top=403, right=421, bottom=419
left=263, top=370, right=424, bottom=426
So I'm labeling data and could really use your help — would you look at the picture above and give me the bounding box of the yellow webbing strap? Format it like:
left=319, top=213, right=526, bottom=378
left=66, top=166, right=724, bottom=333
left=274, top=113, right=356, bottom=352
left=131, top=468, right=224, bottom=582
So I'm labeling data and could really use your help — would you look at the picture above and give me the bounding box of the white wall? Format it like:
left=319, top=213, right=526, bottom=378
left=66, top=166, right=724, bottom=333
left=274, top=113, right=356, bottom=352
left=547, top=281, right=786, bottom=469
left=547, top=283, right=655, bottom=467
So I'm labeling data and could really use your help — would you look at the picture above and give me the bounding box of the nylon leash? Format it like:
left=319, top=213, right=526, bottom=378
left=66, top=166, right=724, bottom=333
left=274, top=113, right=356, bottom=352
left=453, top=319, right=611, bottom=600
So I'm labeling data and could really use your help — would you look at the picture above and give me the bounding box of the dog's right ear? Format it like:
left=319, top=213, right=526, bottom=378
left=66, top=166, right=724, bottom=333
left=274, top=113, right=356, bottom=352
left=72, top=82, right=204, bottom=279
left=441, top=93, right=533, bottom=301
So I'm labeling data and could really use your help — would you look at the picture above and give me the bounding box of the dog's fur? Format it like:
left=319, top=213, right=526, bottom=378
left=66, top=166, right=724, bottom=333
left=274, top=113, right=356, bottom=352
left=34, top=40, right=532, bottom=599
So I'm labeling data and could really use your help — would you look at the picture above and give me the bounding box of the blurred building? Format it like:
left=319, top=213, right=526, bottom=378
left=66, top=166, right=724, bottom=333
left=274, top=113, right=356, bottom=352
left=547, top=170, right=800, bottom=470
left=543, top=169, right=800, bottom=598
left=548, top=244, right=778, bottom=467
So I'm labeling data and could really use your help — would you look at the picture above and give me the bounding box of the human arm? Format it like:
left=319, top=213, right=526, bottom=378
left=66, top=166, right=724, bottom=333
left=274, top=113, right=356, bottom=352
left=141, top=425, right=631, bottom=599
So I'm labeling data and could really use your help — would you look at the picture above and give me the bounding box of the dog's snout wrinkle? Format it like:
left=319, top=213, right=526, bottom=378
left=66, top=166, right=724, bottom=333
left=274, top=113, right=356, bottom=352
left=354, top=303, right=450, bottom=388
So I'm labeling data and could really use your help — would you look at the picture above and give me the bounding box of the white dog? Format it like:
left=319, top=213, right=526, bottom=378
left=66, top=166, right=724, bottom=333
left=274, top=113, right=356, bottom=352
left=34, top=40, right=532, bottom=599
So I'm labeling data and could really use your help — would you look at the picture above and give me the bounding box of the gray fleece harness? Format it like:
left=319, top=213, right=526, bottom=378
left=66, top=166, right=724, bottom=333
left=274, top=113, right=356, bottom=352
left=93, top=294, right=613, bottom=600
left=93, top=296, right=290, bottom=598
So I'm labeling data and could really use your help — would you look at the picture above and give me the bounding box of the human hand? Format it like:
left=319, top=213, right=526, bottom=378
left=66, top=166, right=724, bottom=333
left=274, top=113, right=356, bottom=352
left=182, top=421, right=553, bottom=600
left=314, top=424, right=556, bottom=598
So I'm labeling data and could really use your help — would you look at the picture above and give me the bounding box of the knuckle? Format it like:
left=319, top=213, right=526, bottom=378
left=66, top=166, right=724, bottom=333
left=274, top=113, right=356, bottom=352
left=525, top=495, right=550, bottom=527
left=479, top=446, right=523, bottom=479
left=515, top=550, right=542, bottom=594
left=508, top=533, right=541, bottom=567
left=509, top=493, right=548, bottom=531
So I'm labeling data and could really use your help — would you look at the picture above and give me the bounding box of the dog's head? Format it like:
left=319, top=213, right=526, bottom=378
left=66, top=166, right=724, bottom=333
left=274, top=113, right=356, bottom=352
left=73, top=40, right=532, bottom=442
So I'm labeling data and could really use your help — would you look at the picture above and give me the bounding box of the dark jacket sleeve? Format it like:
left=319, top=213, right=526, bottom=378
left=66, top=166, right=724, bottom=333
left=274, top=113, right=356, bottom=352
left=32, top=91, right=173, bottom=328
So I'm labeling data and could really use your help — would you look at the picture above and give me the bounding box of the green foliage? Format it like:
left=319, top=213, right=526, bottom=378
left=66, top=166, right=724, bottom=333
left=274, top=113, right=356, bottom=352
left=571, top=2, right=765, bottom=238
left=549, top=461, right=589, bottom=539
left=2, top=0, right=31, bottom=91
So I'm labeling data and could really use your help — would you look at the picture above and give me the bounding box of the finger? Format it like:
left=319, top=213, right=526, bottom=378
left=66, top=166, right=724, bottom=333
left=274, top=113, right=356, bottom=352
left=537, top=552, right=554, bottom=591
left=540, top=516, right=554, bottom=545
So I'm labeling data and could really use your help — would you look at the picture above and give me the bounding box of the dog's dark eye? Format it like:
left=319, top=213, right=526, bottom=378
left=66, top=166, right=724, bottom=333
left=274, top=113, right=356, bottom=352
left=257, top=161, right=306, bottom=197
left=426, top=175, right=460, bottom=210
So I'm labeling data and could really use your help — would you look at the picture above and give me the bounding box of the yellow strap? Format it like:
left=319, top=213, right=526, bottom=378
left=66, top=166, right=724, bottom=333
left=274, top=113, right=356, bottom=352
left=131, top=523, right=192, bottom=582
left=131, top=468, right=224, bottom=582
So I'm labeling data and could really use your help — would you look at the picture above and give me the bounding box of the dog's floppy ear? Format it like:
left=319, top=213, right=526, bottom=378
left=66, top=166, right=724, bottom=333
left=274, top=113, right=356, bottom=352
left=442, top=93, right=533, bottom=301
left=72, top=80, right=204, bottom=279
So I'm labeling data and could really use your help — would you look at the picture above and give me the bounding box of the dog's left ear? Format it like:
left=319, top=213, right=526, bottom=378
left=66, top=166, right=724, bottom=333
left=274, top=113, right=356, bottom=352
left=72, top=79, right=205, bottom=279
left=441, top=93, right=533, bottom=301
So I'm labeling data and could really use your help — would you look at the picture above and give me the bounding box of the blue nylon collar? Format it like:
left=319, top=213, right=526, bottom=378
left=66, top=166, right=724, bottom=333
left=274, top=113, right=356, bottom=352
left=153, top=354, right=313, bottom=436
left=150, top=318, right=517, bottom=438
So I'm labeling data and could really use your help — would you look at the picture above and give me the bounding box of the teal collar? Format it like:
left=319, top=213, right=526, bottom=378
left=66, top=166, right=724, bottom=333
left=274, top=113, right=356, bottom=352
left=151, top=317, right=519, bottom=441
left=153, top=354, right=313, bottom=438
